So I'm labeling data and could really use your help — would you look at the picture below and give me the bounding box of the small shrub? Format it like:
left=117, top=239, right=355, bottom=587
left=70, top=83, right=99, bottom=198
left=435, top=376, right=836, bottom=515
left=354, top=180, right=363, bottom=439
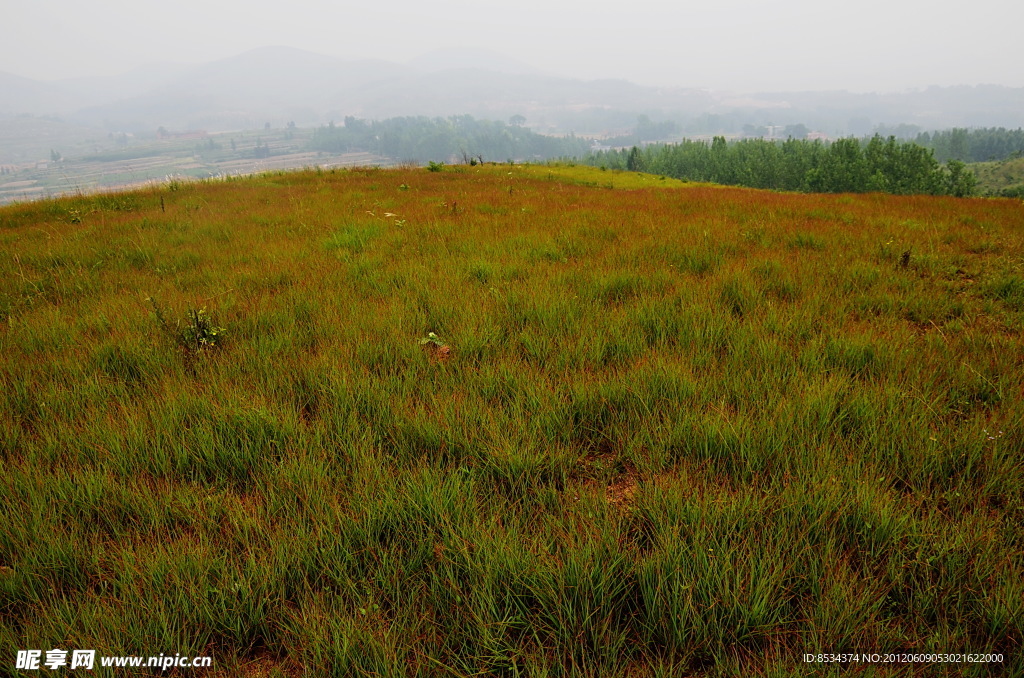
left=426, top=161, right=444, bottom=173
left=181, top=308, right=225, bottom=352
left=149, top=297, right=226, bottom=354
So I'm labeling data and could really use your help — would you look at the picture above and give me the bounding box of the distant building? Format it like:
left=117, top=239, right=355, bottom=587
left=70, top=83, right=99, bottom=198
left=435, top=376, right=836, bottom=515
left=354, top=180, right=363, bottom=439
left=806, top=131, right=829, bottom=141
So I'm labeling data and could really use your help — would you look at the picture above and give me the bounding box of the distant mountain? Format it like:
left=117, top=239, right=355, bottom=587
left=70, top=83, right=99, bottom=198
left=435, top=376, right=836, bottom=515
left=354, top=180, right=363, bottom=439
left=72, top=46, right=412, bottom=130
left=53, top=62, right=194, bottom=109
left=408, top=47, right=545, bottom=76
left=0, top=71, right=77, bottom=116
left=3, top=46, right=1024, bottom=136
left=57, top=46, right=715, bottom=132
left=0, top=62, right=198, bottom=119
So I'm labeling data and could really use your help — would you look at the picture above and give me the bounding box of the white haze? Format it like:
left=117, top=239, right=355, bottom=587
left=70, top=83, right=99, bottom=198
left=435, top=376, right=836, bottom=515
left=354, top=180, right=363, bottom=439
left=3, top=0, right=1023, bottom=93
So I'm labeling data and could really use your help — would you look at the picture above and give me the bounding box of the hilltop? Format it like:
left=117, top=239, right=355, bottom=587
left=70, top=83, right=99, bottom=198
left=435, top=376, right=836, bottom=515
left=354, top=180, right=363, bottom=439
left=2, top=165, right=1022, bottom=675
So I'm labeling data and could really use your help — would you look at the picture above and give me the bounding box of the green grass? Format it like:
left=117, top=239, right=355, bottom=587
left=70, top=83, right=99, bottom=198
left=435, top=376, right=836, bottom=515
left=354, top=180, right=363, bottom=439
left=1, top=163, right=1022, bottom=676
left=970, top=155, right=1024, bottom=197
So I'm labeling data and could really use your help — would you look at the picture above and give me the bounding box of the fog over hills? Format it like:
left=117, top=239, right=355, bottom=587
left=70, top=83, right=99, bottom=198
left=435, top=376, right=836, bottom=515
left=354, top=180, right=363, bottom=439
left=2, top=45, right=1024, bottom=145
left=408, top=47, right=545, bottom=76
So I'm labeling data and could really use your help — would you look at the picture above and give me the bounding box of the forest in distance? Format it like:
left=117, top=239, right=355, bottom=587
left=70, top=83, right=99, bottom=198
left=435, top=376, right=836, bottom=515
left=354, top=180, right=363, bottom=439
left=4, top=115, right=1024, bottom=204
left=308, top=115, right=592, bottom=165
left=585, top=136, right=978, bottom=197
left=309, top=118, right=1024, bottom=198
left=914, top=127, right=1024, bottom=163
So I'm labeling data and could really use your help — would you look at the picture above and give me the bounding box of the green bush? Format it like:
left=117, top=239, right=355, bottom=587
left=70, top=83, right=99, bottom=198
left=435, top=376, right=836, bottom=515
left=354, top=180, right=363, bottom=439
left=149, top=298, right=226, bottom=354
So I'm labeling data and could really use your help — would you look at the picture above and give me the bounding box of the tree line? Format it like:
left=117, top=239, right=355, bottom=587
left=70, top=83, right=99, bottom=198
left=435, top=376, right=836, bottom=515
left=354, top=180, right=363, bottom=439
left=915, top=127, right=1024, bottom=163
left=309, top=115, right=591, bottom=164
left=585, top=136, right=977, bottom=197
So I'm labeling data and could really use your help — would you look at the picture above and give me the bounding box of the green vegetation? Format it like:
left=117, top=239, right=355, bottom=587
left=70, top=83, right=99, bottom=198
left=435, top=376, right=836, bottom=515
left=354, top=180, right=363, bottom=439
left=1, top=164, right=1022, bottom=676
left=148, top=297, right=227, bottom=355
left=587, top=135, right=977, bottom=196
left=916, top=127, right=1024, bottom=163
left=970, top=155, right=1024, bottom=198
left=309, top=115, right=591, bottom=163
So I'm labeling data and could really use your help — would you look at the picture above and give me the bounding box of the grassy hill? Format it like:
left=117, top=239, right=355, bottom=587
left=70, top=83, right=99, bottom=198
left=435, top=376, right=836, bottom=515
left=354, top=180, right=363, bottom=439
left=971, top=155, right=1024, bottom=197
left=1, top=165, right=1022, bottom=676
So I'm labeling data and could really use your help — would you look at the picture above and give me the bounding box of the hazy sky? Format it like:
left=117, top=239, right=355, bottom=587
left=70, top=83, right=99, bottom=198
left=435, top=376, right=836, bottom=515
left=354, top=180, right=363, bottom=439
left=3, top=0, right=1023, bottom=92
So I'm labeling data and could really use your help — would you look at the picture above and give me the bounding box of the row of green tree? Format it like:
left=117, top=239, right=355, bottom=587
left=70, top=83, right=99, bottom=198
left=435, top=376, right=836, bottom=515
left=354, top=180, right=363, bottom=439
left=585, top=136, right=976, bottom=197
left=915, top=127, right=1024, bottom=163
left=309, top=115, right=591, bottom=163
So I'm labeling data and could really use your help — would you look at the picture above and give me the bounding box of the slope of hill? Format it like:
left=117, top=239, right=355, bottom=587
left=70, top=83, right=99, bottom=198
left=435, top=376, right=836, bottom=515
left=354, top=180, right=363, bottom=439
left=407, top=46, right=545, bottom=76
left=71, top=46, right=412, bottom=130
left=2, top=164, right=1022, bottom=675
left=0, top=71, right=78, bottom=115
left=971, top=155, right=1024, bottom=196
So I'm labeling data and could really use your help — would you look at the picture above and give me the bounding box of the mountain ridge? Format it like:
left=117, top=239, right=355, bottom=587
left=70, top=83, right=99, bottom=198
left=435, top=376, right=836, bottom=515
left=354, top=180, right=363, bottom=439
left=3, top=46, right=1024, bottom=136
